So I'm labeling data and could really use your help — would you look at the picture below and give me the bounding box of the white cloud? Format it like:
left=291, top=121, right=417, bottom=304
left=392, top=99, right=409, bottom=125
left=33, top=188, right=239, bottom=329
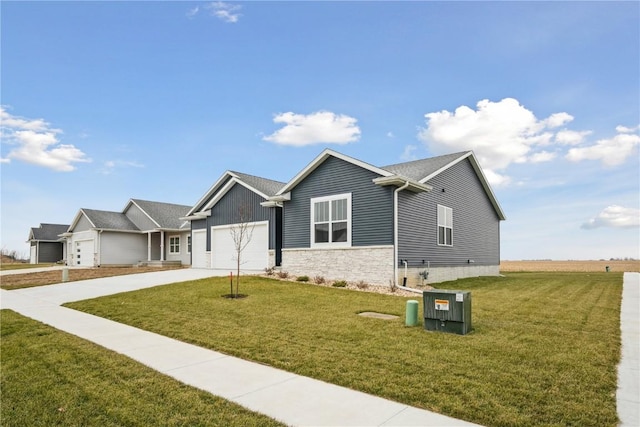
left=263, top=111, right=361, bottom=146
left=205, top=2, right=242, bottom=23
left=529, top=150, right=556, bottom=163
left=543, top=112, right=574, bottom=128
left=387, top=132, right=395, bottom=138
left=186, top=6, right=199, bottom=19
left=0, top=106, right=90, bottom=172
left=0, top=157, right=10, bottom=164
left=581, top=205, right=640, bottom=230
left=555, top=129, right=592, bottom=145
left=400, top=145, right=418, bottom=161
left=616, top=124, right=640, bottom=133
left=99, top=159, right=145, bottom=175
left=417, top=98, right=593, bottom=186
left=566, top=129, right=640, bottom=167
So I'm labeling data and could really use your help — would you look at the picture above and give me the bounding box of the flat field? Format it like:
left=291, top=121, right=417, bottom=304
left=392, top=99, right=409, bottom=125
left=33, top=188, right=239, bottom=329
left=500, top=259, right=639, bottom=272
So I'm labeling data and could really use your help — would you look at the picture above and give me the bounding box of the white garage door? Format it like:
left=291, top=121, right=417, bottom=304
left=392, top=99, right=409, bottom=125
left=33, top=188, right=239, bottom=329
left=191, top=230, right=208, bottom=268
left=75, top=240, right=94, bottom=266
left=211, top=222, right=269, bottom=271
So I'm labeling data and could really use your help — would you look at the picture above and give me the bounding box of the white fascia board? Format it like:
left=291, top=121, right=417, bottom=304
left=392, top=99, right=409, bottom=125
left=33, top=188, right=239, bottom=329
left=124, top=199, right=161, bottom=228
left=68, top=209, right=96, bottom=232
left=421, top=151, right=506, bottom=220
left=186, top=171, right=239, bottom=216
left=201, top=177, right=269, bottom=212
left=276, top=149, right=393, bottom=196
left=419, top=152, right=472, bottom=184
left=260, top=200, right=282, bottom=208
left=372, top=176, right=432, bottom=193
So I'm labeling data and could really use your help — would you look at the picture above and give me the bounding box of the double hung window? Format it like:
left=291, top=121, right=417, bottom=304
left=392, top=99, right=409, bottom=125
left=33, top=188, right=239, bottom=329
left=437, top=205, right=453, bottom=246
left=311, top=193, right=351, bottom=247
left=169, top=236, right=180, bottom=254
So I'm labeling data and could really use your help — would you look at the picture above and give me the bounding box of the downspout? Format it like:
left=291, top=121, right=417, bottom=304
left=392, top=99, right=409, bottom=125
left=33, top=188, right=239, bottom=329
left=97, top=230, right=103, bottom=267
left=394, top=181, right=424, bottom=295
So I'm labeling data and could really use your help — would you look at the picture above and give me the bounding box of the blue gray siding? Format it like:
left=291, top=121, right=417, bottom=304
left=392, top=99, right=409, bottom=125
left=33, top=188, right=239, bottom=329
left=202, top=183, right=276, bottom=251
left=283, top=156, right=394, bottom=248
left=398, top=158, right=500, bottom=267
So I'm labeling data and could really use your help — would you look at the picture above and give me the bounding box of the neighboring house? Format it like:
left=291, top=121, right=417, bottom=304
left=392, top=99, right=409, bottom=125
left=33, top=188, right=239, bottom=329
left=62, top=199, right=191, bottom=267
left=183, top=171, right=285, bottom=271
left=27, top=223, right=69, bottom=264
left=267, top=149, right=506, bottom=286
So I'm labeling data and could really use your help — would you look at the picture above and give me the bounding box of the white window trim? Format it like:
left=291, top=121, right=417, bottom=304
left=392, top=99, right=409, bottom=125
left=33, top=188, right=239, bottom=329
left=169, top=235, right=181, bottom=254
left=187, top=235, right=191, bottom=254
left=310, top=193, right=352, bottom=249
left=437, top=204, right=453, bottom=247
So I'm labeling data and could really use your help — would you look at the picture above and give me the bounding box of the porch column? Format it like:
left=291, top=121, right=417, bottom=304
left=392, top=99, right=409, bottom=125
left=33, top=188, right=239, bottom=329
left=160, top=231, right=165, bottom=261
left=147, top=232, right=151, bottom=262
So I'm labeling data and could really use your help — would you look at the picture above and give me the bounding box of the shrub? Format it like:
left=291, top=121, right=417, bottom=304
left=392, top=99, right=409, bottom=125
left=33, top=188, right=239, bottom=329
left=276, top=271, right=289, bottom=279
left=264, top=267, right=275, bottom=276
left=355, top=280, right=369, bottom=289
left=296, top=275, right=309, bottom=282
left=332, top=280, right=347, bottom=288
left=389, top=280, right=397, bottom=293
left=313, top=276, right=325, bottom=284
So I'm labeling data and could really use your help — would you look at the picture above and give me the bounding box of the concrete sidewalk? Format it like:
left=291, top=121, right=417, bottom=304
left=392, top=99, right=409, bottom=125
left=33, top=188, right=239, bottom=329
left=1, top=268, right=480, bottom=427
left=618, top=272, right=640, bottom=427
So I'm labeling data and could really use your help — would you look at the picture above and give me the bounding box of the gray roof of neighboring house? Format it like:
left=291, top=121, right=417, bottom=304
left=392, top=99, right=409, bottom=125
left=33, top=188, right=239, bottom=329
left=82, top=209, right=140, bottom=231
left=230, top=171, right=286, bottom=197
left=130, top=199, right=191, bottom=230
left=382, top=151, right=471, bottom=181
left=29, top=223, right=69, bottom=241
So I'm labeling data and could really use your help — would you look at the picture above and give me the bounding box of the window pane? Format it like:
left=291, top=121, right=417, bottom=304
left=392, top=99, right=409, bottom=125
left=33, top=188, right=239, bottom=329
left=332, top=222, right=347, bottom=242
left=438, top=205, right=445, bottom=226
left=445, top=208, right=452, bottom=227
left=332, top=199, right=347, bottom=221
left=315, top=201, right=329, bottom=222
left=438, top=226, right=445, bottom=245
left=314, top=223, right=329, bottom=243
left=446, top=228, right=453, bottom=246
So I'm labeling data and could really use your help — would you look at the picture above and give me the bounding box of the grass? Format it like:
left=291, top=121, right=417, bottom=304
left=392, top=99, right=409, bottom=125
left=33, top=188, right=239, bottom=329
left=66, top=272, right=622, bottom=427
left=0, top=309, right=284, bottom=427
left=0, top=266, right=184, bottom=290
left=0, top=263, right=55, bottom=271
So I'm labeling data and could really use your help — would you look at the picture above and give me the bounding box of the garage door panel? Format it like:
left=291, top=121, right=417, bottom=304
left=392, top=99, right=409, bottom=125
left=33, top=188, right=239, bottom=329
left=211, top=223, right=268, bottom=271
left=76, top=240, right=94, bottom=266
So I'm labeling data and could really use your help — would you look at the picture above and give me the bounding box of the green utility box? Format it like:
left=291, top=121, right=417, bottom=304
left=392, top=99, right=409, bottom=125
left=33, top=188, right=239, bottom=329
left=423, top=289, right=472, bottom=335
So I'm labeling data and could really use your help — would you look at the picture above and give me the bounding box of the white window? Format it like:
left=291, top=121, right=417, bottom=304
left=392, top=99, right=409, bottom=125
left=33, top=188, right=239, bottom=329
left=187, top=235, right=192, bottom=254
left=311, top=193, right=351, bottom=248
left=437, top=205, right=453, bottom=246
left=169, top=236, right=180, bottom=254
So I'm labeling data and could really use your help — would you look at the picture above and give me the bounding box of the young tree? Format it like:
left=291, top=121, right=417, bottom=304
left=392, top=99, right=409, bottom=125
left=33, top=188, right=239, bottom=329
left=229, top=205, right=255, bottom=298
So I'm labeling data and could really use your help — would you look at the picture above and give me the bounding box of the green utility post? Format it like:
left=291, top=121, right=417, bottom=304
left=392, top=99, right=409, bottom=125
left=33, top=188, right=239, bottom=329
left=405, top=300, right=419, bottom=326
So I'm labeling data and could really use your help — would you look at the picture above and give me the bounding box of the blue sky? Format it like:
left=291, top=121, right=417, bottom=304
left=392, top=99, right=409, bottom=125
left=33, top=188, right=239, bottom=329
left=1, top=1, right=638, bottom=260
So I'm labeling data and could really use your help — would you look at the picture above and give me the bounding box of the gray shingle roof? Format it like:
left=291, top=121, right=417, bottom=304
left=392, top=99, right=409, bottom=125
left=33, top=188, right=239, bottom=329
left=130, top=199, right=191, bottom=230
left=230, top=171, right=286, bottom=197
left=30, top=223, right=69, bottom=241
left=381, top=151, right=470, bottom=181
left=82, top=209, right=139, bottom=231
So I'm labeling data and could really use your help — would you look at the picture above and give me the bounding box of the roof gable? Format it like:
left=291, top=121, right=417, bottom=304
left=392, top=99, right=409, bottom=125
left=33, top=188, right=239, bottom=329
left=188, top=171, right=286, bottom=216
left=276, top=149, right=393, bottom=195
left=382, top=151, right=471, bottom=182
left=28, top=223, right=69, bottom=241
left=383, top=151, right=505, bottom=220
left=127, top=199, right=191, bottom=230
left=69, top=208, right=139, bottom=232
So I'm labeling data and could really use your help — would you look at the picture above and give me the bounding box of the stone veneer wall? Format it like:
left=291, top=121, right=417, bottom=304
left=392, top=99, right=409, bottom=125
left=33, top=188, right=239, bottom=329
left=403, top=265, right=500, bottom=287
left=281, top=245, right=394, bottom=286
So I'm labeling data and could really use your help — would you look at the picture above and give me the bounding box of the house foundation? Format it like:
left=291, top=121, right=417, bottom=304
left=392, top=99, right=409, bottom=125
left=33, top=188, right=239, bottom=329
left=281, top=245, right=394, bottom=286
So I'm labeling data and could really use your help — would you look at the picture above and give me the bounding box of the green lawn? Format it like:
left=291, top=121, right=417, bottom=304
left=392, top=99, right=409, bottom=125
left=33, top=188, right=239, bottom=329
left=66, top=272, right=622, bottom=427
left=0, top=263, right=54, bottom=271
left=0, top=310, right=283, bottom=427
